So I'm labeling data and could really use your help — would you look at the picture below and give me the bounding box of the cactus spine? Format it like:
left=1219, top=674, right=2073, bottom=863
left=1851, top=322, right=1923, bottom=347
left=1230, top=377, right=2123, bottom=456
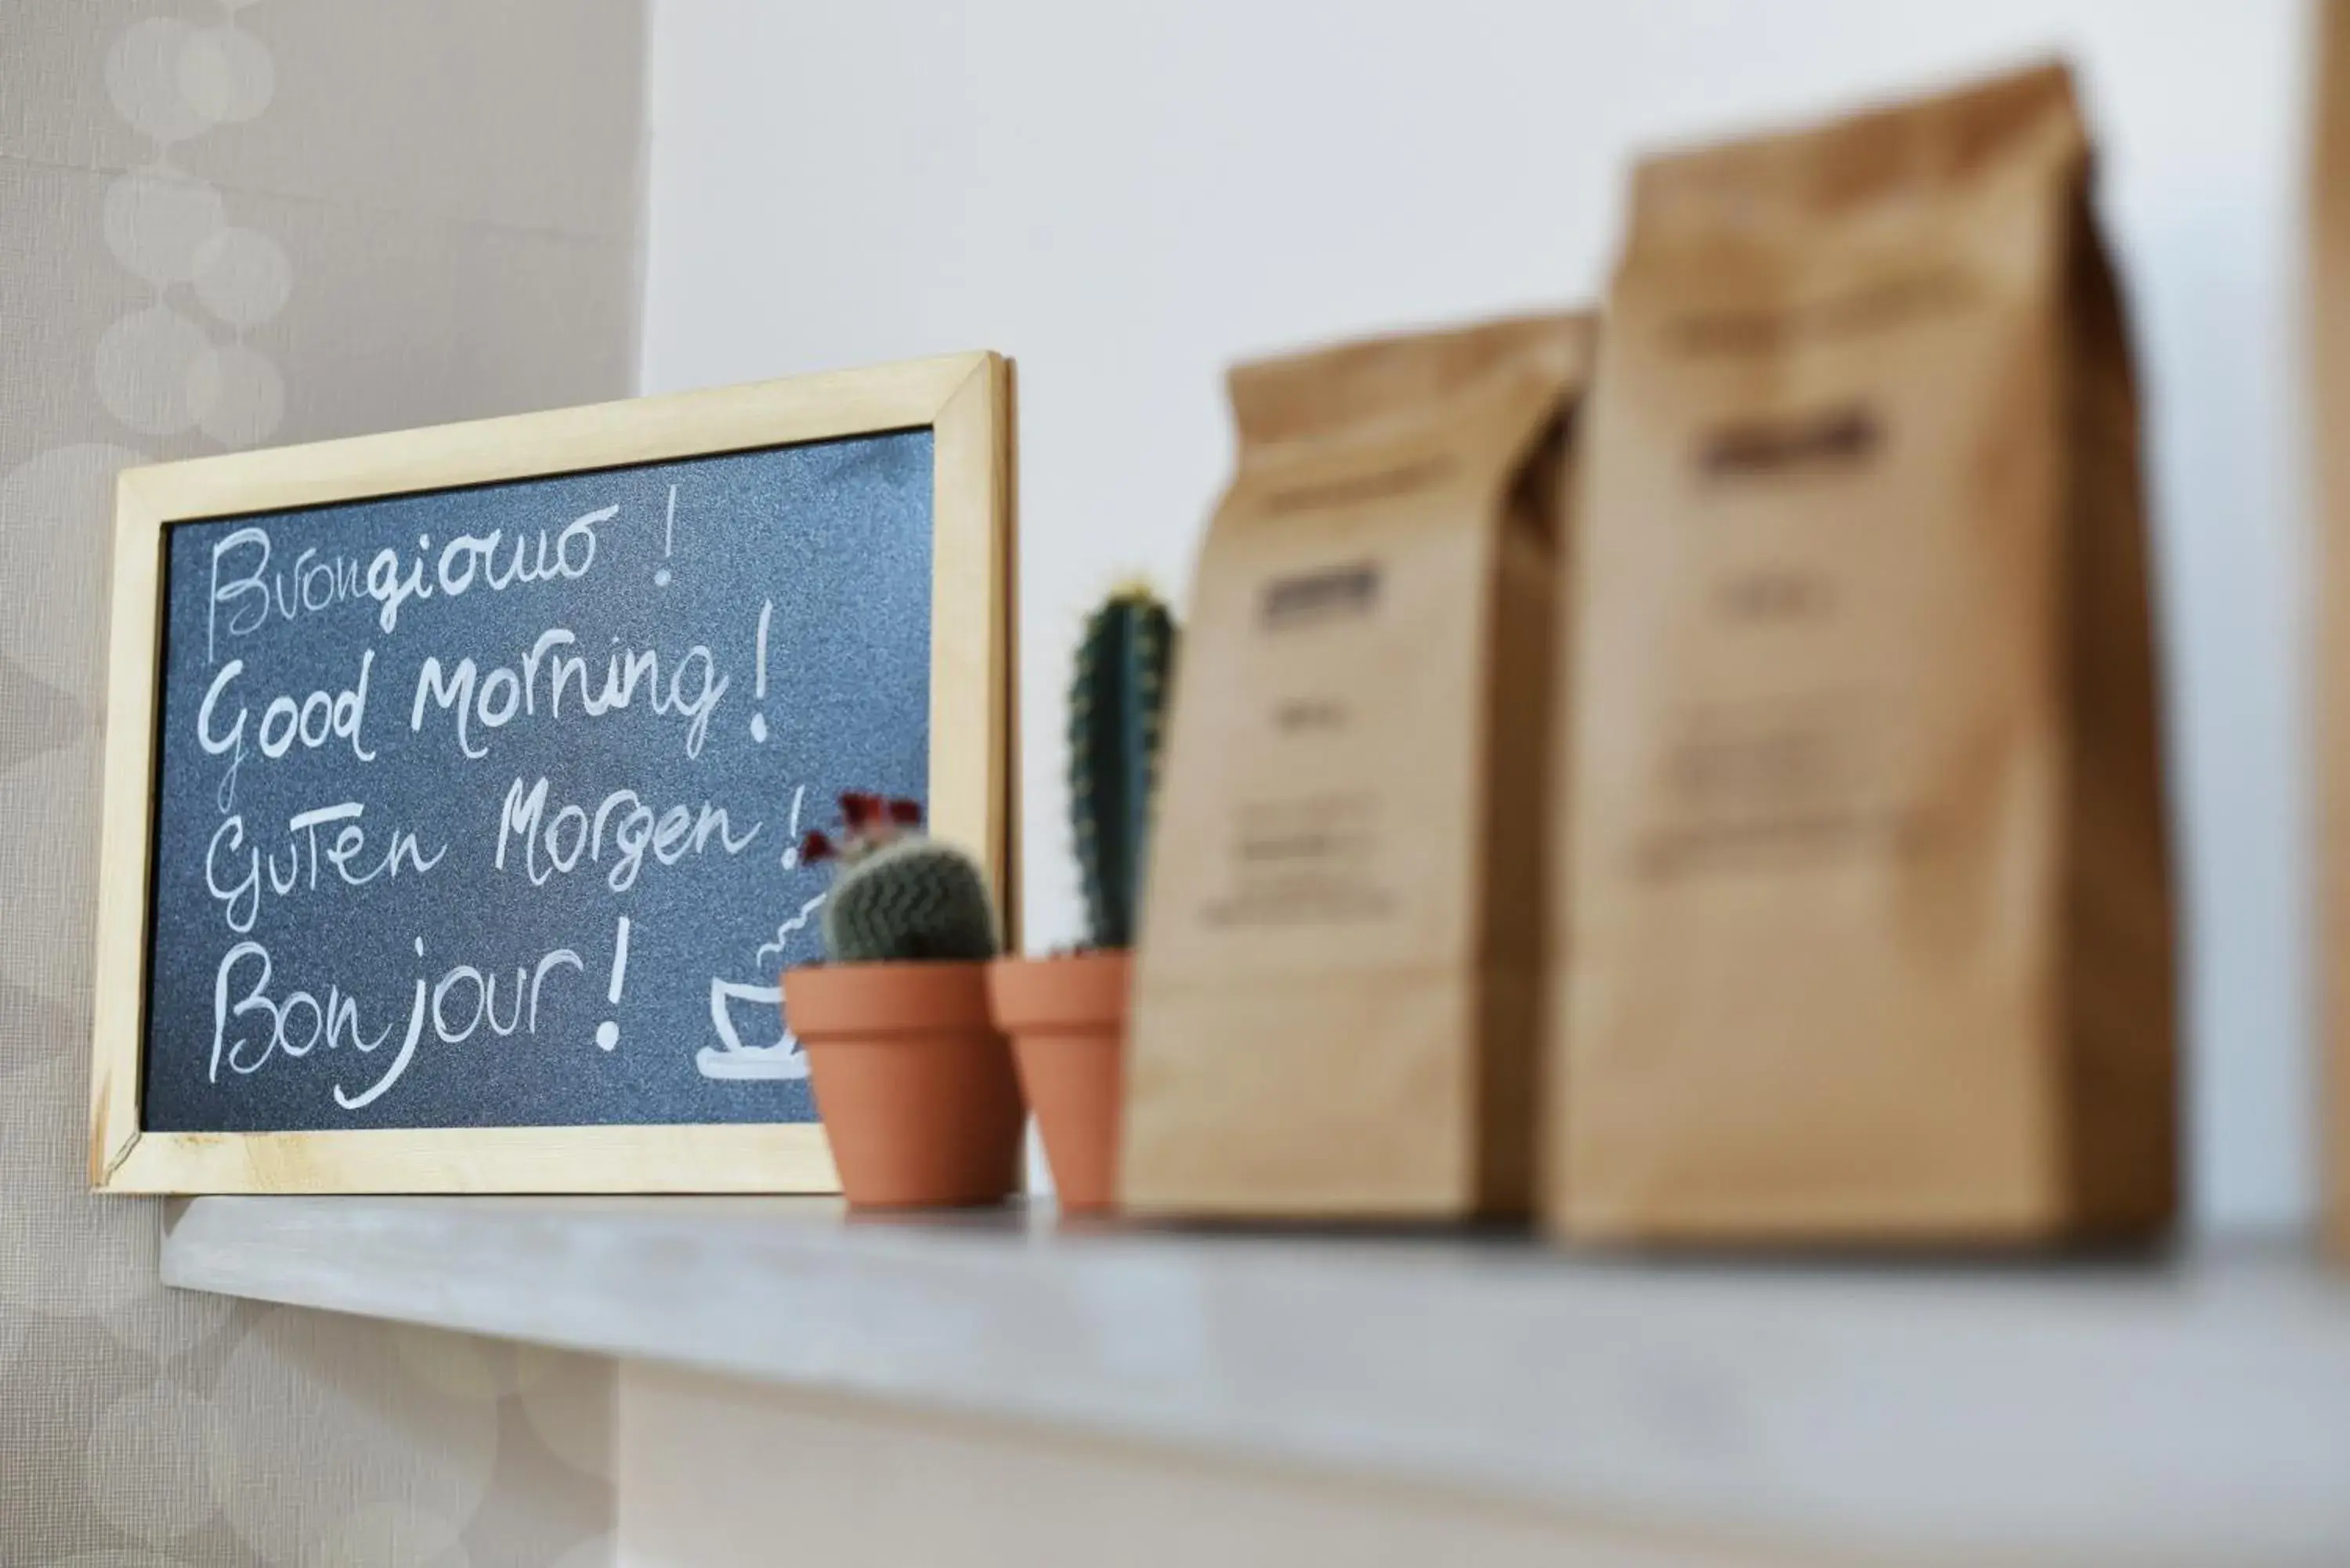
left=803, top=793, right=998, bottom=964
left=1068, top=587, right=1177, bottom=949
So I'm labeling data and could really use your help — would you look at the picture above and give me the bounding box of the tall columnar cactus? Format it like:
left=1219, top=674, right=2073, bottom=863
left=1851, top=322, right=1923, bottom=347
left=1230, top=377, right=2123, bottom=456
left=1069, top=586, right=1177, bottom=949
left=803, top=793, right=998, bottom=964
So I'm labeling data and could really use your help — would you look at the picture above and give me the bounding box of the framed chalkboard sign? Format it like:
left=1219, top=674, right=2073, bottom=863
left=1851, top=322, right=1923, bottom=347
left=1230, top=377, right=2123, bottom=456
left=89, top=353, right=1014, bottom=1194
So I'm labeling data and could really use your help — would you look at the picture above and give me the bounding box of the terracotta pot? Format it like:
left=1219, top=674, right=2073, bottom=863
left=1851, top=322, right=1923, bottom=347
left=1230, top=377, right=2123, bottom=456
left=987, top=950, right=1130, bottom=1212
left=783, top=960, right=1024, bottom=1209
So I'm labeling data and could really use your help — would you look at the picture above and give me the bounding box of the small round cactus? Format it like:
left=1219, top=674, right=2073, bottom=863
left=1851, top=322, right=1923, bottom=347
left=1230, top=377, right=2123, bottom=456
left=802, top=793, right=998, bottom=964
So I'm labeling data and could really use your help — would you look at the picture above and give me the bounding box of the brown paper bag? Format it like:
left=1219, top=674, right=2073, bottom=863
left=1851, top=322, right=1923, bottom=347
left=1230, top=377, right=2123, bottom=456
left=1553, top=64, right=2175, bottom=1244
left=1123, top=313, right=1593, bottom=1219
left=2319, top=1, right=2350, bottom=1261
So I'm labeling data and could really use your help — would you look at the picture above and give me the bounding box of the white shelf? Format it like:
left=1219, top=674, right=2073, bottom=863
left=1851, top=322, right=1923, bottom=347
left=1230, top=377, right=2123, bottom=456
left=161, top=1196, right=2350, bottom=1563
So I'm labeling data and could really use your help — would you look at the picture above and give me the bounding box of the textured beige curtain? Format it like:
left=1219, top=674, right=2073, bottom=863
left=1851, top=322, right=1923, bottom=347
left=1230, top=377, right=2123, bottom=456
left=0, top=2, right=642, bottom=1562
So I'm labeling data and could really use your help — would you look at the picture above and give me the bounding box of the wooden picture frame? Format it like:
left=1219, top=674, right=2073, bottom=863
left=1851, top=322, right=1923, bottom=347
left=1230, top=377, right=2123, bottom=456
left=89, top=352, right=1016, bottom=1194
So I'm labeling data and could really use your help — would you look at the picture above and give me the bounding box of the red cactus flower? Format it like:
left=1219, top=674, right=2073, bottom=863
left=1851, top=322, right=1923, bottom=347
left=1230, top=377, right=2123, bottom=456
left=800, top=829, right=836, bottom=862
left=887, top=797, right=922, bottom=826
left=838, top=791, right=882, bottom=828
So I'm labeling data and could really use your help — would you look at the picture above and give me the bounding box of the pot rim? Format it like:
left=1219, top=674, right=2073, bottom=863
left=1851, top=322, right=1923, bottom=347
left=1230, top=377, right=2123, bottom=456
left=783, top=957, right=996, bottom=1038
left=989, top=948, right=1130, bottom=970
left=985, top=948, right=1130, bottom=1035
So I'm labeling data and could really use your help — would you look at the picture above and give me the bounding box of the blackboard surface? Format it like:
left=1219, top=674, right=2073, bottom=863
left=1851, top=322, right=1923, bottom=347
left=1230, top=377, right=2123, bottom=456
left=141, top=430, right=933, bottom=1133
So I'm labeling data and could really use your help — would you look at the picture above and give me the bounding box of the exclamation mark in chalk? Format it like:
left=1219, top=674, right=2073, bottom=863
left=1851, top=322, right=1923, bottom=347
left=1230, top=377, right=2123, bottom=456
left=749, top=598, right=772, bottom=743
left=595, top=916, right=631, bottom=1051
left=654, top=486, right=676, bottom=587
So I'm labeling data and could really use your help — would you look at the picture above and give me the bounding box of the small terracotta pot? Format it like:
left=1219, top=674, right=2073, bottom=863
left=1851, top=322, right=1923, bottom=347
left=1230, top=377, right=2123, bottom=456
left=783, top=960, right=1024, bottom=1209
left=986, top=950, right=1130, bottom=1212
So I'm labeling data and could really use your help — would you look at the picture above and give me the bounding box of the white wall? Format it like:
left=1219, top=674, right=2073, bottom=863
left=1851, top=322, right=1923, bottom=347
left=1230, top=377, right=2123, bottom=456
left=643, top=0, right=2315, bottom=1231
left=615, top=1363, right=1784, bottom=1568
